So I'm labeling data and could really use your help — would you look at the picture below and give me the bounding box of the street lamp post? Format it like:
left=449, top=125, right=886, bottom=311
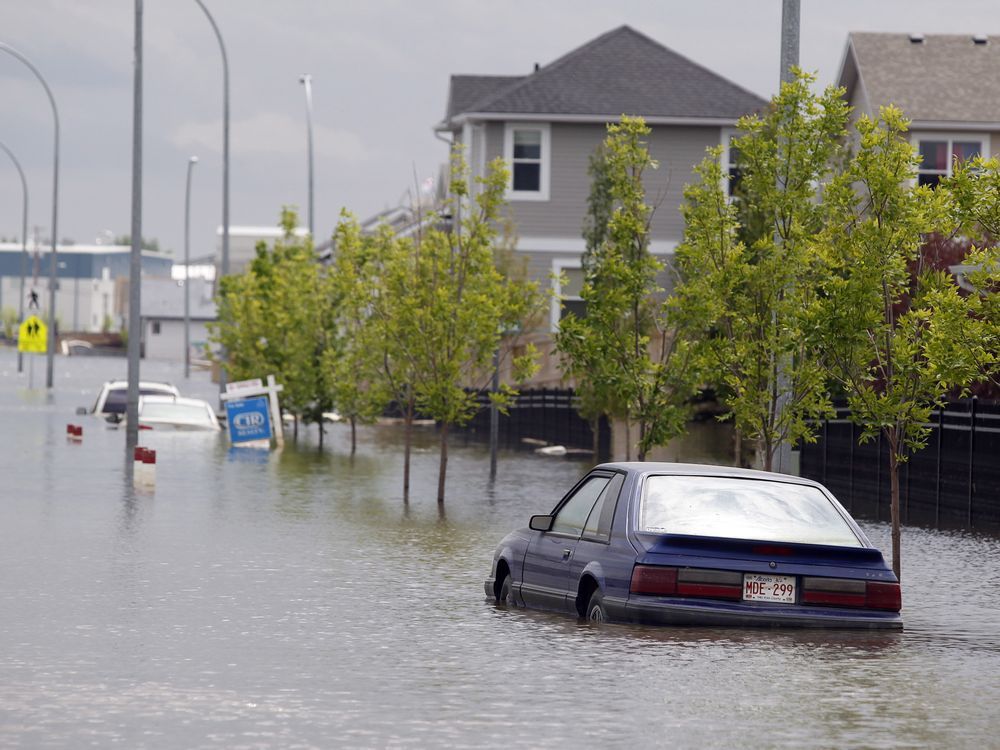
left=184, top=155, right=198, bottom=379
left=0, top=42, right=60, bottom=389
left=299, top=74, right=314, bottom=237
left=192, top=0, right=230, bottom=399
left=0, top=141, right=29, bottom=373
left=125, top=0, right=144, bottom=454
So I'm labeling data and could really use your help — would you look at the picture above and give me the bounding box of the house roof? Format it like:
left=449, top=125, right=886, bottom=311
left=446, top=75, right=525, bottom=120
left=840, top=33, right=1000, bottom=126
left=439, top=25, right=766, bottom=129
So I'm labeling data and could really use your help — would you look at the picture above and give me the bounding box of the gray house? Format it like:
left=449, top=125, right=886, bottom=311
left=838, top=33, right=1000, bottom=185
left=435, top=25, right=766, bottom=332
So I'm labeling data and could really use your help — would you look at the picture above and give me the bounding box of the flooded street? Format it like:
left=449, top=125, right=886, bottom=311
left=1, top=347, right=999, bottom=748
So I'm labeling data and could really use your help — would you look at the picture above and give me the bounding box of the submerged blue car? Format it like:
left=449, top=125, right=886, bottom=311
left=486, top=463, right=902, bottom=629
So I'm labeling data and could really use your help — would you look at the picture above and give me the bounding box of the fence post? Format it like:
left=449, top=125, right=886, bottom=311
left=821, top=417, right=828, bottom=486
left=935, top=406, right=943, bottom=528
left=848, top=419, right=855, bottom=511
left=968, top=396, right=976, bottom=527
left=876, top=431, right=882, bottom=521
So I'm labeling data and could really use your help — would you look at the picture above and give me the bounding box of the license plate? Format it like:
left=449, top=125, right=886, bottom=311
left=743, top=573, right=796, bottom=603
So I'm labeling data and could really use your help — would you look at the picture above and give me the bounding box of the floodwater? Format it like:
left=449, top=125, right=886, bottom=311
left=1, top=348, right=999, bottom=749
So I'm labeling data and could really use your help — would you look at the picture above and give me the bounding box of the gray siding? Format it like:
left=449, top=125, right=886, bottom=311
left=485, top=122, right=722, bottom=243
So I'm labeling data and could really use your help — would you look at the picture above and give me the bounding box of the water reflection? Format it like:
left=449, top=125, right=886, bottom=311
left=1, top=348, right=998, bottom=748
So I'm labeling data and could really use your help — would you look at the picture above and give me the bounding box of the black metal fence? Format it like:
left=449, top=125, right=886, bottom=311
left=458, top=388, right=610, bottom=459
left=800, top=399, right=1000, bottom=530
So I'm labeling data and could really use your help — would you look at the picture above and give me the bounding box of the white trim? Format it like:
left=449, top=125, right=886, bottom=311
left=504, top=122, right=550, bottom=201
left=720, top=127, right=738, bottom=197
left=440, top=112, right=745, bottom=130
left=550, top=257, right=583, bottom=332
left=517, top=236, right=677, bottom=255
left=910, top=132, right=990, bottom=184
left=910, top=120, right=1000, bottom=132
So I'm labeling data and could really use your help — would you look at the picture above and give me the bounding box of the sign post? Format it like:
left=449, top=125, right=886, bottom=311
left=220, top=374, right=284, bottom=448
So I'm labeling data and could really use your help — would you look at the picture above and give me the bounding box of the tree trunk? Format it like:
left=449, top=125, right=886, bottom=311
left=591, top=416, right=600, bottom=461
left=734, top=428, right=743, bottom=468
left=350, top=415, right=357, bottom=456
left=761, top=436, right=773, bottom=472
left=637, top=419, right=646, bottom=462
left=293, top=414, right=299, bottom=443
left=403, top=395, right=413, bottom=504
left=437, top=421, right=449, bottom=505
left=624, top=420, right=631, bottom=462
left=887, top=430, right=902, bottom=580
left=318, top=420, right=324, bottom=450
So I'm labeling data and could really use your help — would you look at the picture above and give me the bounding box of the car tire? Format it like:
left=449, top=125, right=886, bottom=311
left=586, top=589, right=607, bottom=623
left=498, top=573, right=514, bottom=606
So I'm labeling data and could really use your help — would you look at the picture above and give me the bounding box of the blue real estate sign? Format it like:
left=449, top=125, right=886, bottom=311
left=225, top=396, right=272, bottom=444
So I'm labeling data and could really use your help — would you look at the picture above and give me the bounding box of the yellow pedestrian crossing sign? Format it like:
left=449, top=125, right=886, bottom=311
left=18, top=315, right=47, bottom=354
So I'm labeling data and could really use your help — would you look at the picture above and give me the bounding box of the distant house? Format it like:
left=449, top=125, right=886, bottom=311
left=217, top=225, right=309, bottom=276
left=140, top=276, right=217, bottom=362
left=435, top=25, right=766, bottom=331
left=838, top=33, right=1000, bottom=185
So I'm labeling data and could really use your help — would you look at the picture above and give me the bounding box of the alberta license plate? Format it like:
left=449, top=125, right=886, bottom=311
left=743, top=573, right=796, bottom=603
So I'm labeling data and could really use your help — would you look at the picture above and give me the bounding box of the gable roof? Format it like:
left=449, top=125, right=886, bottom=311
left=446, top=75, right=525, bottom=120
left=840, top=33, right=1000, bottom=126
left=439, top=25, right=766, bottom=129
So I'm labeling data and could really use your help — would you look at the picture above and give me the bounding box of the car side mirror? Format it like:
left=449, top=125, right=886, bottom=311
left=75, top=406, right=87, bottom=415
left=529, top=514, right=554, bottom=532
left=105, top=413, right=122, bottom=424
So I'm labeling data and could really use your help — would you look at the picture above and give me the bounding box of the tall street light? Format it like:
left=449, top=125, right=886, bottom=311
left=184, top=155, right=198, bottom=379
left=125, top=0, right=144, bottom=454
left=0, top=140, right=29, bottom=374
left=0, top=42, right=60, bottom=389
left=193, top=0, right=230, bottom=398
left=299, top=74, right=314, bottom=237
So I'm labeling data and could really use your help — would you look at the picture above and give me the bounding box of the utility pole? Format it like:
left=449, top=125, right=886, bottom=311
left=125, top=0, right=143, bottom=456
left=774, top=0, right=800, bottom=474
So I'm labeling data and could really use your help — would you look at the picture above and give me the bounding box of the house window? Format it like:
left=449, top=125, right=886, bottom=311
left=504, top=123, right=550, bottom=201
left=721, top=130, right=742, bottom=197
left=551, top=258, right=584, bottom=331
left=152, top=321, right=161, bottom=335
left=916, top=136, right=985, bottom=187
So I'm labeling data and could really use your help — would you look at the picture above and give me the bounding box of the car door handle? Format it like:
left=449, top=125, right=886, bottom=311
left=562, top=548, right=572, bottom=560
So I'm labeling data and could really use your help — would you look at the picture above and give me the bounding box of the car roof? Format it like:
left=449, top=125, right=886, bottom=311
left=138, top=395, right=213, bottom=407
left=593, top=461, right=824, bottom=488
left=103, top=380, right=179, bottom=390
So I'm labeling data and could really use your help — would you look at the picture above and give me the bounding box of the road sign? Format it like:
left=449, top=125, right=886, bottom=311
left=18, top=315, right=47, bottom=354
left=225, top=396, right=272, bottom=444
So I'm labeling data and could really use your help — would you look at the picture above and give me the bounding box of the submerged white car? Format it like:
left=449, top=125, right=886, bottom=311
left=79, top=380, right=181, bottom=416
left=137, top=395, right=221, bottom=432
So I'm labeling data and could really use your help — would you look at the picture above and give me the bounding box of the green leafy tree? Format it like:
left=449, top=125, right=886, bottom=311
left=816, top=106, right=988, bottom=578
left=383, top=148, right=539, bottom=503
left=324, top=213, right=393, bottom=455
left=213, top=208, right=335, bottom=444
left=671, top=70, right=848, bottom=470
left=557, top=116, right=699, bottom=460
left=943, top=156, right=1000, bottom=385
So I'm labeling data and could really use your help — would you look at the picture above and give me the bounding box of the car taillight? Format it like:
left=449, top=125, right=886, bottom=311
left=630, top=566, right=742, bottom=600
left=802, top=577, right=901, bottom=611
left=801, top=577, right=866, bottom=607
left=865, top=581, right=902, bottom=611
left=630, top=565, right=677, bottom=595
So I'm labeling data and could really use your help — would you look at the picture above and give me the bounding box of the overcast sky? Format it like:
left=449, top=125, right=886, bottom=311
left=1, top=0, right=998, bottom=260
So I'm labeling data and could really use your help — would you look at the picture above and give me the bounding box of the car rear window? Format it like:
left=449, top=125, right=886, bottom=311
left=639, top=475, right=863, bottom=547
left=141, top=402, right=213, bottom=425
left=101, top=386, right=176, bottom=414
